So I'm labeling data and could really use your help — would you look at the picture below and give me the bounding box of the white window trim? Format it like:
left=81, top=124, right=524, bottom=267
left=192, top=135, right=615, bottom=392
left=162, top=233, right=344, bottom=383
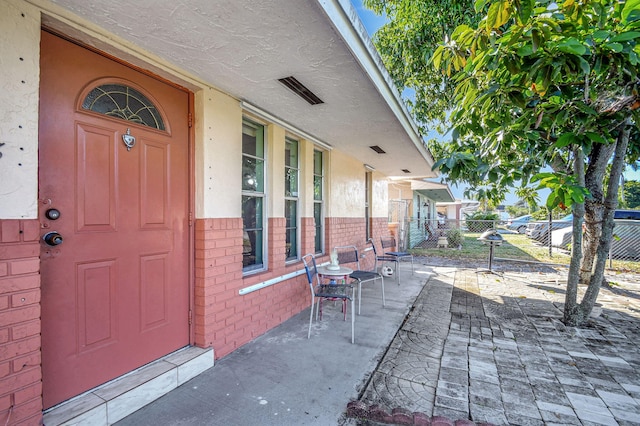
left=242, top=119, right=268, bottom=275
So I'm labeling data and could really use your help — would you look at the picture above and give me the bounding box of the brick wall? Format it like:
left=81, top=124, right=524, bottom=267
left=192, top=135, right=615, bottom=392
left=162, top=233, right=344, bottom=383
left=194, top=218, right=309, bottom=359
left=0, top=219, right=43, bottom=426
left=300, top=217, right=316, bottom=256
left=371, top=217, right=391, bottom=245
left=193, top=216, right=393, bottom=361
left=323, top=217, right=392, bottom=272
left=325, top=217, right=367, bottom=252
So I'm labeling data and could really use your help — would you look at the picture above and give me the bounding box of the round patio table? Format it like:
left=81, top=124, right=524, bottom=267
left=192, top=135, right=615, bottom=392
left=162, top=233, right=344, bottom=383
left=316, top=265, right=353, bottom=284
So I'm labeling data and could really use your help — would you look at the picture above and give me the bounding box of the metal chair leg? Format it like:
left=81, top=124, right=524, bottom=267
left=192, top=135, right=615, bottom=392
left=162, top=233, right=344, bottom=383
left=343, top=299, right=347, bottom=321
left=350, top=296, right=355, bottom=344
left=308, top=295, right=314, bottom=339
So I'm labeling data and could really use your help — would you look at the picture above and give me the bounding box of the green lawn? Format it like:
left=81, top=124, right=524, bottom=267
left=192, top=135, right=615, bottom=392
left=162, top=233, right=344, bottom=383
left=410, top=232, right=640, bottom=273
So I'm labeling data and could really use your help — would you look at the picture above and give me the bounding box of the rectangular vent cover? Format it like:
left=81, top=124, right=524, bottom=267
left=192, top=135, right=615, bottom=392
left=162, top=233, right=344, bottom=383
left=278, top=76, right=324, bottom=105
left=369, top=145, right=386, bottom=154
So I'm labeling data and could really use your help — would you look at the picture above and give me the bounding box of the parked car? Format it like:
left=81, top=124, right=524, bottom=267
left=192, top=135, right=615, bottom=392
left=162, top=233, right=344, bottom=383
left=551, top=210, right=640, bottom=251
left=526, top=213, right=573, bottom=242
left=506, top=214, right=532, bottom=233
left=614, top=209, right=640, bottom=220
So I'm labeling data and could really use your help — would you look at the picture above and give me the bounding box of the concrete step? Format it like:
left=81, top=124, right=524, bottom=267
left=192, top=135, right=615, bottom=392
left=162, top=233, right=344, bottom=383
left=43, top=346, right=214, bottom=425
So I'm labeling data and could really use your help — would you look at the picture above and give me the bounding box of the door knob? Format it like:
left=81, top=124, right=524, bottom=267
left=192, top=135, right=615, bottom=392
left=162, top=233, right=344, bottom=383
left=43, top=232, right=64, bottom=246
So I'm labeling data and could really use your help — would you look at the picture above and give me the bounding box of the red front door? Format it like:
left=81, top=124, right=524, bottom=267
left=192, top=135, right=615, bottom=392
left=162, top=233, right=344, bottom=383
left=39, top=31, right=191, bottom=408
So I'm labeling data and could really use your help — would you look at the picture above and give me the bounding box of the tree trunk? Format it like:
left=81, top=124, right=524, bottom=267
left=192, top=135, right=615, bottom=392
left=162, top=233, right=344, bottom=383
left=563, top=147, right=585, bottom=325
left=577, top=123, right=631, bottom=322
left=580, top=142, right=615, bottom=284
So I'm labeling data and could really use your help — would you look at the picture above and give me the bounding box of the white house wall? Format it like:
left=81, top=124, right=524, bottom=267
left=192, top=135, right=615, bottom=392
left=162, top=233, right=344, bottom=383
left=0, top=0, right=40, bottom=219
left=195, top=87, right=243, bottom=218
left=372, top=172, right=389, bottom=218
left=328, top=152, right=366, bottom=217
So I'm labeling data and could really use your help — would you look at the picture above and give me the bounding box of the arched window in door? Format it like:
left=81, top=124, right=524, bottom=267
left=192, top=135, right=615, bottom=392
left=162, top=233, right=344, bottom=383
left=81, top=83, right=165, bottom=130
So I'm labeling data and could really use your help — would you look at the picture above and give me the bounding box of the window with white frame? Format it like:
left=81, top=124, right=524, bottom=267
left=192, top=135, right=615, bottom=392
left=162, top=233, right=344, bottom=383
left=242, top=120, right=266, bottom=272
left=313, top=149, right=324, bottom=254
left=284, top=138, right=299, bottom=261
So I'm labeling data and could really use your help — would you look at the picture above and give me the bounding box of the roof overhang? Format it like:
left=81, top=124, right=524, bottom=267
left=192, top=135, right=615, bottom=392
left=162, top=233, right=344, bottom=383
left=410, top=180, right=455, bottom=203
left=42, top=0, right=438, bottom=179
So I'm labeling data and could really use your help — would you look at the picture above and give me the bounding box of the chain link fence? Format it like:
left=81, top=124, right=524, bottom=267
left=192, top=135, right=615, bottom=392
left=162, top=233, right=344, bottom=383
left=406, top=217, right=640, bottom=269
left=388, top=199, right=410, bottom=250
left=526, top=219, right=640, bottom=262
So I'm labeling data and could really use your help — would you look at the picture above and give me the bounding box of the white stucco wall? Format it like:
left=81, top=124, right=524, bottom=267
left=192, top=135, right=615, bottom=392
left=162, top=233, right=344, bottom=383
left=0, top=0, right=41, bottom=219
left=327, top=151, right=366, bottom=218
left=195, top=88, right=243, bottom=218
left=267, top=124, right=286, bottom=218
left=371, top=171, right=388, bottom=218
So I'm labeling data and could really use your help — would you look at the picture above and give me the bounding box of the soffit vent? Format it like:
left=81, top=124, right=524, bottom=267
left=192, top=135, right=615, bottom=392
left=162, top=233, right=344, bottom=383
left=278, top=76, right=324, bottom=105
left=369, top=145, right=386, bottom=154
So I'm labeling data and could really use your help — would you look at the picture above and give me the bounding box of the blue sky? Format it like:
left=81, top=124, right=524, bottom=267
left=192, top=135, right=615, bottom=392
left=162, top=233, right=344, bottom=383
left=349, top=0, right=640, bottom=204
left=350, top=0, right=387, bottom=34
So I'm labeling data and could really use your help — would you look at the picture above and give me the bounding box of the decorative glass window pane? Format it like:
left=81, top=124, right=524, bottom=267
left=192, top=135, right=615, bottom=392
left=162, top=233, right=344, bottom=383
left=82, top=84, right=165, bottom=130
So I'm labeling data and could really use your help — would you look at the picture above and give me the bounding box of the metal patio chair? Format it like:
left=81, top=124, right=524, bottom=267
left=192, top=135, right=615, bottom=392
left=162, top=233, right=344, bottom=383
left=302, top=253, right=355, bottom=343
left=377, top=236, right=414, bottom=284
left=335, top=240, right=385, bottom=315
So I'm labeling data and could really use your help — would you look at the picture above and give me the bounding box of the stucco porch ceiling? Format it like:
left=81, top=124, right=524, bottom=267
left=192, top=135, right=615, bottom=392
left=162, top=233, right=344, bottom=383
left=42, top=0, right=437, bottom=179
left=410, top=180, right=455, bottom=203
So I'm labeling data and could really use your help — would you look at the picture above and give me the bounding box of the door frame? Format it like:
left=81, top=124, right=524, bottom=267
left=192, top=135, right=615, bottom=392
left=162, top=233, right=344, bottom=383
left=40, top=25, right=197, bottom=348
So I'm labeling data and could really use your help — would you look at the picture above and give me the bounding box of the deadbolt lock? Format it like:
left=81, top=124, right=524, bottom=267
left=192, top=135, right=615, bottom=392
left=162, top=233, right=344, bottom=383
left=45, top=208, right=61, bottom=220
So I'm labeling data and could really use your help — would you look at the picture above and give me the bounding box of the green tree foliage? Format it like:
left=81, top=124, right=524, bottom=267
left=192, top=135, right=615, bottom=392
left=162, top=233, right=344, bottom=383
left=363, top=0, right=480, bottom=133
left=506, top=204, right=530, bottom=217
left=432, top=0, right=640, bottom=201
left=622, top=180, right=640, bottom=207
left=514, top=186, right=540, bottom=212
left=433, top=0, right=640, bottom=325
left=368, top=0, right=640, bottom=325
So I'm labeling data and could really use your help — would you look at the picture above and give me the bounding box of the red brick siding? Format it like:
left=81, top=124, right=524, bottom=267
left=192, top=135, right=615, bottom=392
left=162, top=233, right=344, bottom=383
left=300, top=217, right=316, bottom=256
left=323, top=217, right=392, bottom=271
left=371, top=217, right=391, bottom=245
left=324, top=217, right=367, bottom=252
left=193, top=218, right=309, bottom=359
left=267, top=218, right=286, bottom=275
left=0, top=219, right=43, bottom=426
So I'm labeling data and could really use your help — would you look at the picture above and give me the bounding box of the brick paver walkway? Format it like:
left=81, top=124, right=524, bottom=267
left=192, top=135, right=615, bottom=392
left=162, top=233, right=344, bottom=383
left=355, top=265, right=640, bottom=425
